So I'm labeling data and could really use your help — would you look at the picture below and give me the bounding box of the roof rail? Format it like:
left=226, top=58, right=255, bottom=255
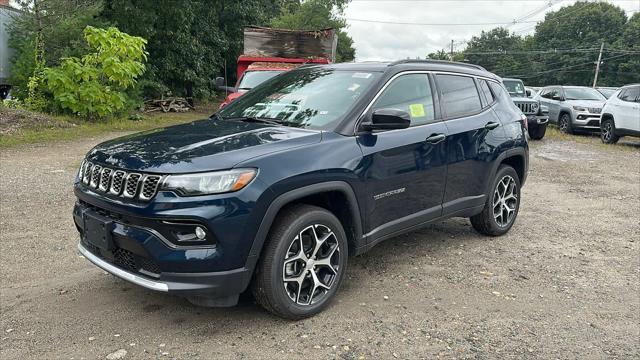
left=389, top=59, right=487, bottom=72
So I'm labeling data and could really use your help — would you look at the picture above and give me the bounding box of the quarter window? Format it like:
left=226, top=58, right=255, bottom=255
left=436, top=75, right=482, bottom=118
left=372, top=74, right=436, bottom=126
left=479, top=79, right=495, bottom=106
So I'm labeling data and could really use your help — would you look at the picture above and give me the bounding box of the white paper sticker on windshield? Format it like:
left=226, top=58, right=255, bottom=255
left=348, top=83, right=361, bottom=92
left=352, top=72, right=372, bottom=79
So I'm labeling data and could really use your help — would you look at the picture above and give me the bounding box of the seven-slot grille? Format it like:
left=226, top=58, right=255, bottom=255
left=515, top=102, right=538, bottom=115
left=80, top=161, right=163, bottom=201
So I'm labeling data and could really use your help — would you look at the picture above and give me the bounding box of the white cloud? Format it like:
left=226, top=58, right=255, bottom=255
left=344, top=0, right=640, bottom=61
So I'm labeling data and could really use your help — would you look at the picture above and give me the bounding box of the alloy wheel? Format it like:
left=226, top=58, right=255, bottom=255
left=493, top=175, right=518, bottom=227
left=602, top=121, right=612, bottom=142
left=282, top=224, right=340, bottom=305
left=559, top=116, right=569, bottom=132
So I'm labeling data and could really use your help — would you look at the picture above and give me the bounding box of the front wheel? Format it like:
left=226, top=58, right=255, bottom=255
left=252, top=204, right=348, bottom=319
left=528, top=123, right=547, bottom=140
left=470, top=165, right=521, bottom=236
left=558, top=113, right=573, bottom=134
left=600, top=118, right=619, bottom=144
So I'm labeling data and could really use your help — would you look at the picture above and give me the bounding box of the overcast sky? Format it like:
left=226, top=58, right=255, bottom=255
left=343, top=0, right=640, bottom=61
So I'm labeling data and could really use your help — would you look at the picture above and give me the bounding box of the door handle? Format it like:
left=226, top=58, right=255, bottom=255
left=425, top=133, right=446, bottom=144
left=485, top=121, right=500, bottom=130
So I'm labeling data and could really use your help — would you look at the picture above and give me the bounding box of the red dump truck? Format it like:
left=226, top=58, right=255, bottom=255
left=216, top=26, right=337, bottom=108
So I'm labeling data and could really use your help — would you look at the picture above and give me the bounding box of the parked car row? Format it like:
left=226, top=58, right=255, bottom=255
left=507, top=79, right=639, bottom=144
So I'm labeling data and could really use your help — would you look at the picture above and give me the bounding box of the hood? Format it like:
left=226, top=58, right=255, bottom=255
left=510, top=96, right=536, bottom=103
left=565, top=99, right=605, bottom=108
left=86, top=118, right=321, bottom=173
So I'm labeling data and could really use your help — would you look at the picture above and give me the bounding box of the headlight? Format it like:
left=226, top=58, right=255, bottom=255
left=531, top=103, right=539, bottom=111
left=161, top=169, right=257, bottom=196
left=572, top=106, right=587, bottom=112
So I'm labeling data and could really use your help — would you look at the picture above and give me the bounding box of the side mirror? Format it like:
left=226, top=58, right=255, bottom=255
left=360, top=109, right=411, bottom=132
left=214, top=77, right=225, bottom=88
left=526, top=89, right=532, bottom=97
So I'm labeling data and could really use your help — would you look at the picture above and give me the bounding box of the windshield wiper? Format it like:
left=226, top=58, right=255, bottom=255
left=225, top=116, right=285, bottom=126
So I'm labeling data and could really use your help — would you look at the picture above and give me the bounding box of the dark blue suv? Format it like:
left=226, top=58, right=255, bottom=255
left=74, top=60, right=528, bottom=319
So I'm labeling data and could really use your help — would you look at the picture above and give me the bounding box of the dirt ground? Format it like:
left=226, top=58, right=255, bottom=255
left=1, top=131, right=639, bottom=359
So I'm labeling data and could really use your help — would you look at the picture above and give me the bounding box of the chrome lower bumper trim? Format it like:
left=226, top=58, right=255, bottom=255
left=78, top=243, right=169, bottom=292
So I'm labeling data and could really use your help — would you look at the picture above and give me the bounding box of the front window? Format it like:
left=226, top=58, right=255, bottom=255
left=597, top=88, right=617, bottom=99
left=564, top=87, right=606, bottom=101
left=237, top=71, right=284, bottom=90
left=503, top=80, right=526, bottom=97
left=219, top=68, right=382, bottom=130
left=372, top=74, right=435, bottom=126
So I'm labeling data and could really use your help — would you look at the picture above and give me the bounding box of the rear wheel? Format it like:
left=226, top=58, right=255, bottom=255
left=252, top=204, right=348, bottom=319
left=470, top=165, right=521, bottom=236
left=558, top=113, right=573, bottom=134
left=528, top=123, right=547, bottom=140
left=600, top=118, right=619, bottom=144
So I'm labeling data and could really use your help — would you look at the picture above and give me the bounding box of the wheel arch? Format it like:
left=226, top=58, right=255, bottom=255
left=486, top=148, right=527, bottom=195
left=245, top=181, right=363, bottom=274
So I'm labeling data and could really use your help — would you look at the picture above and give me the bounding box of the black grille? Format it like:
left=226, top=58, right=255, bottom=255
left=516, top=102, right=537, bottom=115
left=90, top=165, right=102, bottom=187
left=110, top=170, right=126, bottom=195
left=124, top=173, right=142, bottom=198
left=99, top=168, right=112, bottom=191
left=114, top=247, right=137, bottom=271
left=82, top=239, right=162, bottom=276
left=83, top=162, right=93, bottom=184
left=141, top=176, right=161, bottom=200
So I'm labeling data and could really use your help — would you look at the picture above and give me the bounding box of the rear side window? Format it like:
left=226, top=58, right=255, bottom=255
left=437, top=75, right=482, bottom=118
left=478, top=79, right=495, bottom=106
left=372, top=74, right=436, bottom=126
left=488, top=81, right=511, bottom=104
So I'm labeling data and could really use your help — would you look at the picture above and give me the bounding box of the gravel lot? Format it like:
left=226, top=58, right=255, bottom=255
left=1, top=132, right=639, bottom=359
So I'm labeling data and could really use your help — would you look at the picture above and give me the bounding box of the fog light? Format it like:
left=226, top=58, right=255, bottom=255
left=195, top=226, right=206, bottom=240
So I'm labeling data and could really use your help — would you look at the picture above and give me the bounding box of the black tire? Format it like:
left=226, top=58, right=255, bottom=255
left=528, top=123, right=547, bottom=140
left=252, top=204, right=348, bottom=320
left=470, top=165, right=521, bottom=236
left=558, top=113, right=573, bottom=134
left=600, top=118, right=619, bottom=144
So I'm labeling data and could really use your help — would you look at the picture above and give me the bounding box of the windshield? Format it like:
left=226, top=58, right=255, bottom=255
left=237, top=71, right=284, bottom=90
left=597, top=88, right=617, bottom=99
left=503, top=80, right=526, bottom=97
left=219, top=68, right=382, bottom=130
left=564, top=87, right=606, bottom=101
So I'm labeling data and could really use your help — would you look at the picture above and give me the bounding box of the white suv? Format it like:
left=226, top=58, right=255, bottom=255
left=600, top=84, right=640, bottom=144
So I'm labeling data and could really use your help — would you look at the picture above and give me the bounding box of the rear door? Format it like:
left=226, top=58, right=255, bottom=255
left=617, top=86, right=640, bottom=131
left=436, top=74, right=505, bottom=213
left=357, top=73, right=448, bottom=238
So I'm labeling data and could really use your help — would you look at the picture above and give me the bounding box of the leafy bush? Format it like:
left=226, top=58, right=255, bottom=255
left=44, top=26, right=147, bottom=119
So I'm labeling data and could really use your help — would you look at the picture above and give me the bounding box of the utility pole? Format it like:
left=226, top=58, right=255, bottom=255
left=592, top=42, right=604, bottom=88
left=450, top=40, right=454, bottom=61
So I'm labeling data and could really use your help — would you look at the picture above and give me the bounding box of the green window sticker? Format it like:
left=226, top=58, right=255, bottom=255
left=409, top=103, right=425, bottom=118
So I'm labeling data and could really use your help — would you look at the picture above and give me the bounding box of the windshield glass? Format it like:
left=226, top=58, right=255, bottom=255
left=503, top=80, right=526, bottom=97
left=237, top=71, right=284, bottom=90
left=597, top=88, right=617, bottom=99
left=564, top=87, right=606, bottom=101
left=219, top=68, right=382, bottom=130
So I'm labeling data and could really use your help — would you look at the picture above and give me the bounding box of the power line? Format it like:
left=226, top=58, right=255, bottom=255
left=345, top=18, right=539, bottom=26
left=506, top=53, right=632, bottom=78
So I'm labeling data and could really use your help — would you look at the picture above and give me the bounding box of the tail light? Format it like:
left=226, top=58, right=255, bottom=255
left=521, top=113, right=528, bottom=130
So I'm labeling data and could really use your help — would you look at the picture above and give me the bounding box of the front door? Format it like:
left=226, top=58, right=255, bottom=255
left=357, top=73, right=448, bottom=239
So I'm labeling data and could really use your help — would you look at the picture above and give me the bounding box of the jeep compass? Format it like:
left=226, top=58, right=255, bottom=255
left=74, top=60, right=528, bottom=319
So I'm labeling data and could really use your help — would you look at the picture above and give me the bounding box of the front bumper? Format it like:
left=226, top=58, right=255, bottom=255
left=526, top=114, right=549, bottom=126
left=573, top=112, right=601, bottom=129
left=78, top=242, right=251, bottom=300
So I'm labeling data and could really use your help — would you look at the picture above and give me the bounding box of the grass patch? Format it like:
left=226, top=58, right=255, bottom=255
left=543, top=124, right=640, bottom=152
left=0, top=104, right=216, bottom=148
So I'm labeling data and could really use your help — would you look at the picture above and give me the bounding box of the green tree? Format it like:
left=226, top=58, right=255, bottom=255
left=613, top=12, right=640, bottom=85
left=271, top=0, right=356, bottom=62
left=463, top=28, right=525, bottom=77
left=100, top=0, right=282, bottom=99
left=531, top=1, right=628, bottom=86
left=8, top=0, right=106, bottom=101
left=44, top=26, right=147, bottom=118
